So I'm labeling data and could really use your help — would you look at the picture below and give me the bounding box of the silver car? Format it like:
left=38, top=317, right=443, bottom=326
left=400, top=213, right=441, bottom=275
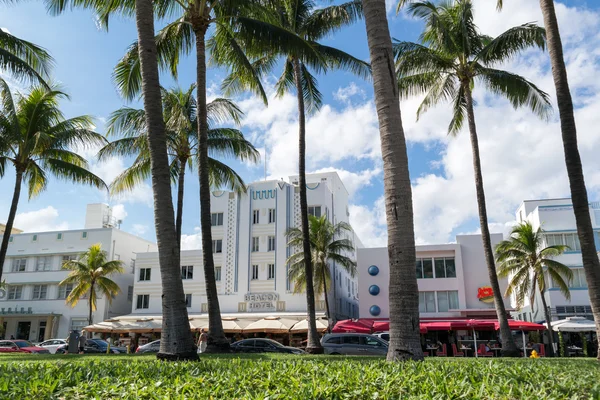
left=321, top=333, right=388, bottom=356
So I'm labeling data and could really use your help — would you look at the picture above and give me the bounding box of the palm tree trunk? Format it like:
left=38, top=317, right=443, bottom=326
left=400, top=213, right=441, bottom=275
left=538, top=0, right=600, bottom=359
left=463, top=83, right=519, bottom=357
left=88, top=283, right=94, bottom=326
left=361, top=0, right=422, bottom=362
left=0, top=168, right=24, bottom=284
left=194, top=27, right=229, bottom=352
left=539, top=290, right=555, bottom=357
left=321, top=265, right=331, bottom=330
left=292, top=58, right=322, bottom=354
left=175, top=158, right=186, bottom=250
left=134, top=0, right=197, bottom=361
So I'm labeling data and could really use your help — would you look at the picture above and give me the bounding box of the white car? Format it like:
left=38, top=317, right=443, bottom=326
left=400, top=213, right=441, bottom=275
left=38, top=339, right=67, bottom=354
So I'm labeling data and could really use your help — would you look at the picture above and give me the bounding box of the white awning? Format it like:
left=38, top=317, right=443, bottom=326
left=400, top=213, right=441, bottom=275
left=551, top=316, right=596, bottom=332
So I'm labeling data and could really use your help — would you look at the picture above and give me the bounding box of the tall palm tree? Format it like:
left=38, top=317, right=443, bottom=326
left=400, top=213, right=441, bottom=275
left=43, top=0, right=200, bottom=360
left=286, top=215, right=357, bottom=322
left=495, top=222, right=573, bottom=357
left=98, top=85, right=259, bottom=247
left=394, top=0, right=551, bottom=357
left=0, top=28, right=53, bottom=85
left=497, top=0, right=600, bottom=362
left=109, top=0, right=321, bottom=352
left=59, top=243, right=125, bottom=326
left=0, top=82, right=106, bottom=284
left=361, top=0, right=422, bottom=362
left=224, top=0, right=368, bottom=353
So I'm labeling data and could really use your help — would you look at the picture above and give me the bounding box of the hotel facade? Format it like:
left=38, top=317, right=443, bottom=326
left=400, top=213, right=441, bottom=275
left=0, top=204, right=156, bottom=341
left=514, top=198, right=599, bottom=322
left=131, top=172, right=362, bottom=321
left=357, top=234, right=511, bottom=320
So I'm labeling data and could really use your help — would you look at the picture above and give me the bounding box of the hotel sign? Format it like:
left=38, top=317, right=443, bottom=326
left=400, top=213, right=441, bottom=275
left=245, top=292, right=279, bottom=311
left=477, top=286, right=494, bottom=303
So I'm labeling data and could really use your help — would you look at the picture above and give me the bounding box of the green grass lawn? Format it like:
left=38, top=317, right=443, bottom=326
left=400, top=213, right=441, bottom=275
left=0, top=353, right=598, bottom=399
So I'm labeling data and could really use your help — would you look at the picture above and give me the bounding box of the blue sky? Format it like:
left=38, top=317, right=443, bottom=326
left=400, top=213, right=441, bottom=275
left=1, top=0, right=600, bottom=248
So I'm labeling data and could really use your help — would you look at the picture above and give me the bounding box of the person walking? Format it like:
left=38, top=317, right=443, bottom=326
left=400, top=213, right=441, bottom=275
left=197, top=329, right=208, bottom=354
left=78, top=330, right=87, bottom=354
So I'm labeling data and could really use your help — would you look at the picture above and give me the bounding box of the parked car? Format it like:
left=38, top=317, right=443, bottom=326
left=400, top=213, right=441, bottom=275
left=230, top=339, right=305, bottom=355
left=136, top=340, right=160, bottom=354
left=0, top=340, right=50, bottom=354
left=38, top=339, right=68, bottom=354
left=55, top=339, right=127, bottom=354
left=321, top=333, right=388, bottom=356
left=373, top=332, right=390, bottom=342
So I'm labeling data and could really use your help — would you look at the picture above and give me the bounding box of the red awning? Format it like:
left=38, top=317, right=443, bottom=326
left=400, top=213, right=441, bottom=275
left=422, top=320, right=496, bottom=331
left=372, top=321, right=427, bottom=334
left=332, top=319, right=373, bottom=333
left=495, top=320, right=546, bottom=331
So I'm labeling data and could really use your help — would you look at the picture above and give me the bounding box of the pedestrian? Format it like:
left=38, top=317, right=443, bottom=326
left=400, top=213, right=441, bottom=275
left=10, top=335, right=14, bottom=340
left=78, top=330, right=87, bottom=354
left=197, top=329, right=208, bottom=354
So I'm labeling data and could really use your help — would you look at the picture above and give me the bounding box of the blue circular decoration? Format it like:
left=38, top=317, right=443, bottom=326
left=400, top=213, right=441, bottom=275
left=369, top=285, right=380, bottom=296
left=369, top=305, right=381, bottom=316
left=368, top=265, right=379, bottom=276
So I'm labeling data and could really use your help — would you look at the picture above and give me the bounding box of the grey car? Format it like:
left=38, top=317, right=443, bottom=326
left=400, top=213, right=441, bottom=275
left=136, top=340, right=161, bottom=354
left=321, top=333, right=388, bottom=356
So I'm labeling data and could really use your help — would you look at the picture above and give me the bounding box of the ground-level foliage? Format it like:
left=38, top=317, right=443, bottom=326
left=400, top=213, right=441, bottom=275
left=0, top=354, right=598, bottom=399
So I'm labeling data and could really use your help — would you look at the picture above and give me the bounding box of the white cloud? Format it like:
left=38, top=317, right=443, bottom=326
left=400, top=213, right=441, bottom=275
left=131, top=224, right=149, bottom=236
left=12, top=206, right=69, bottom=232
left=180, top=227, right=202, bottom=250
left=111, top=204, right=128, bottom=221
left=333, top=82, right=366, bottom=104
left=349, top=197, right=387, bottom=247
left=311, top=167, right=382, bottom=198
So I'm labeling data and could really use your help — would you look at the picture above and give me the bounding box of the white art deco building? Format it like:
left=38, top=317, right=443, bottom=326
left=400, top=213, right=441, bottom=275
left=131, top=172, right=362, bottom=321
left=514, top=198, right=599, bottom=322
left=0, top=204, right=157, bottom=341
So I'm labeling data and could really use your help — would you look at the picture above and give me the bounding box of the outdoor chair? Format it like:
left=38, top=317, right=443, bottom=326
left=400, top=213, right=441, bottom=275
left=538, top=344, right=545, bottom=357
left=451, top=344, right=464, bottom=357
left=423, top=351, right=429, bottom=357
left=478, top=344, right=493, bottom=357
left=436, top=344, right=447, bottom=357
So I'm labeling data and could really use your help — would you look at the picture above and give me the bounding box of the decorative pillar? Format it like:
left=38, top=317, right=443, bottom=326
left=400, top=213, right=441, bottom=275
left=44, top=315, right=54, bottom=340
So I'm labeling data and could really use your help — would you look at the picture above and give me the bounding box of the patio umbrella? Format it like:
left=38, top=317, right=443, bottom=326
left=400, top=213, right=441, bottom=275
left=243, top=317, right=300, bottom=334
left=371, top=321, right=427, bottom=334
left=221, top=318, right=253, bottom=333
left=551, top=316, right=596, bottom=332
left=332, top=319, right=373, bottom=333
left=290, top=318, right=329, bottom=333
left=189, top=318, right=209, bottom=332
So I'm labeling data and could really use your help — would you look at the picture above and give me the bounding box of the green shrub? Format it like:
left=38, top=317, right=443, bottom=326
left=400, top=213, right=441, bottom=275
left=0, top=354, right=598, bottom=399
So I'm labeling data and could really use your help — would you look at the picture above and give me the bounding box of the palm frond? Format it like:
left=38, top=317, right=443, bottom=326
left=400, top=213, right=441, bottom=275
left=476, top=23, right=546, bottom=65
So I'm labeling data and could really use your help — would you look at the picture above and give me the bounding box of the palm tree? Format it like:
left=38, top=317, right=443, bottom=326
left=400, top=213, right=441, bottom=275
left=361, top=0, right=422, bottom=362
left=59, top=244, right=125, bottom=326
left=43, top=0, right=200, bottom=360
left=0, top=82, right=106, bottom=284
left=394, top=0, right=551, bottom=357
left=97, top=85, right=259, bottom=247
left=223, top=0, right=368, bottom=353
left=495, top=222, right=573, bottom=357
left=0, top=28, right=53, bottom=85
left=286, top=215, right=357, bottom=322
left=496, top=0, right=600, bottom=361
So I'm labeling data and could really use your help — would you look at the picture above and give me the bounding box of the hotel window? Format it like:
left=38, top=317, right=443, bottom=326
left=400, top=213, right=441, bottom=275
left=212, top=239, right=223, bottom=253
left=215, top=266, right=222, bottom=281
left=181, top=265, right=194, bottom=280
left=437, top=290, right=459, bottom=312
left=268, top=264, right=275, bottom=280
left=81, top=231, right=88, bottom=239
left=268, top=236, right=275, bottom=252
left=56, top=233, right=63, bottom=240
left=546, top=233, right=581, bottom=251
left=251, top=265, right=259, bottom=280
left=268, top=208, right=276, bottom=224
left=185, top=294, right=192, bottom=308
left=434, top=257, right=456, bottom=278
left=136, top=294, right=150, bottom=309
left=36, top=256, right=52, bottom=271
left=32, top=285, right=48, bottom=300
left=211, top=212, right=224, bottom=226
left=419, top=291, right=436, bottom=313
left=127, top=286, right=133, bottom=301
left=559, top=268, right=588, bottom=288
left=7, top=285, right=22, bottom=300
left=58, top=283, right=73, bottom=299
left=11, top=258, right=26, bottom=272
left=308, top=206, right=321, bottom=218
left=8, top=236, right=13, bottom=243
left=416, top=258, right=434, bottom=279
left=251, top=237, right=259, bottom=252
left=70, top=319, right=88, bottom=332
left=62, top=254, right=78, bottom=263
left=32, top=234, right=37, bottom=242
left=253, top=209, right=260, bottom=224
left=139, top=268, right=151, bottom=281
